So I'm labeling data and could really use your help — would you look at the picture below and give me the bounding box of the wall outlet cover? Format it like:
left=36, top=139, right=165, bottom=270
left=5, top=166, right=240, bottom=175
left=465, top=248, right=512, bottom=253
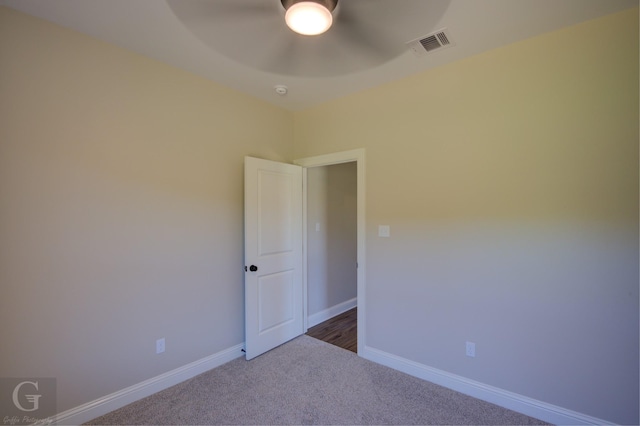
left=465, top=341, right=475, bottom=357
left=156, top=338, right=165, bottom=354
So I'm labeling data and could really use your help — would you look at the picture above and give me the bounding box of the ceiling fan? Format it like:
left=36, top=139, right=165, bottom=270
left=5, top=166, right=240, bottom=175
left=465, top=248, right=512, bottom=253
left=165, top=0, right=451, bottom=77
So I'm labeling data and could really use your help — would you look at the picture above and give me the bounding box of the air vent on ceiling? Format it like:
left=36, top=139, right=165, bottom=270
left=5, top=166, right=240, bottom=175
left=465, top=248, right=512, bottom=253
left=406, top=28, right=455, bottom=57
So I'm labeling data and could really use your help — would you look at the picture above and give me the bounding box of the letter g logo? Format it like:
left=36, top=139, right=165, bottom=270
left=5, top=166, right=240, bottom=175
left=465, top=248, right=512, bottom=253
left=12, top=381, right=41, bottom=412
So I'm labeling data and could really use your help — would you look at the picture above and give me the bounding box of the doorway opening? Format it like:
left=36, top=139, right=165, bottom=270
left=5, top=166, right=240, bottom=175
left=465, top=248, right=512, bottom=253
left=305, top=162, right=357, bottom=352
left=295, top=148, right=366, bottom=356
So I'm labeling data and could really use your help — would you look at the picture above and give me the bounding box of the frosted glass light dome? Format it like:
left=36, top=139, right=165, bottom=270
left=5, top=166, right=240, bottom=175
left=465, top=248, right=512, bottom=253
left=285, top=1, right=333, bottom=36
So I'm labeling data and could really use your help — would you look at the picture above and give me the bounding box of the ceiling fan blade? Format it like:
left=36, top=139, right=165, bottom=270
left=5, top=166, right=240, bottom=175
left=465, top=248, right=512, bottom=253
left=327, top=0, right=453, bottom=69
left=167, top=0, right=288, bottom=70
left=204, top=2, right=276, bottom=16
left=166, top=0, right=279, bottom=25
left=332, top=5, right=401, bottom=64
left=260, top=32, right=303, bottom=75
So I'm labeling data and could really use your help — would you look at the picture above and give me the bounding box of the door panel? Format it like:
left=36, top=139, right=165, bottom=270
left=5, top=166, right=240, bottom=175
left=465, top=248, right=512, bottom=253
left=258, top=170, right=294, bottom=255
left=258, top=271, right=294, bottom=333
left=244, top=157, right=303, bottom=360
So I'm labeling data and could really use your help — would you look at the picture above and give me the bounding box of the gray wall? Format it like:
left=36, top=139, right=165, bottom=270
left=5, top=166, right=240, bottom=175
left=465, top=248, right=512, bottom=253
left=307, top=163, right=357, bottom=317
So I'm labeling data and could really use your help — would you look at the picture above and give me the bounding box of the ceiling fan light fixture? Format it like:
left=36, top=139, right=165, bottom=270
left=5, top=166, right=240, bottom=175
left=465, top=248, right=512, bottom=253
left=284, top=1, right=334, bottom=36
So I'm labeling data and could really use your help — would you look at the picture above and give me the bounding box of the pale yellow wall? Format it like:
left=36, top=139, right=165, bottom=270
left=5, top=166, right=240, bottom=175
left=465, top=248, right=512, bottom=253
left=294, top=8, right=639, bottom=424
left=0, top=6, right=292, bottom=413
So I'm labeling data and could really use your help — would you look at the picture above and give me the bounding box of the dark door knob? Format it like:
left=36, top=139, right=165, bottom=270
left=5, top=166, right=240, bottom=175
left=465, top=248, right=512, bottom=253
left=249, top=265, right=258, bottom=272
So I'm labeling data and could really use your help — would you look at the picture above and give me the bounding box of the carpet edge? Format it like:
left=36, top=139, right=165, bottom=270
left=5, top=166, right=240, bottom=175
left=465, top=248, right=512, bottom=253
left=53, top=343, right=244, bottom=426
left=361, top=344, right=615, bottom=426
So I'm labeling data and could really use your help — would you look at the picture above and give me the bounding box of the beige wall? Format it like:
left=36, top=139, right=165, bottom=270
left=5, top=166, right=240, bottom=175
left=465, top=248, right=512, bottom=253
left=294, top=8, right=639, bottom=424
left=0, top=6, right=292, bottom=413
left=307, top=163, right=357, bottom=317
left=1, top=4, right=638, bottom=424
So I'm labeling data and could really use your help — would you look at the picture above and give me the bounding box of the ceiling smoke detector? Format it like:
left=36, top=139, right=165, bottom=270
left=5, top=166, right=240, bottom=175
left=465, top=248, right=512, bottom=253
left=274, top=85, right=288, bottom=95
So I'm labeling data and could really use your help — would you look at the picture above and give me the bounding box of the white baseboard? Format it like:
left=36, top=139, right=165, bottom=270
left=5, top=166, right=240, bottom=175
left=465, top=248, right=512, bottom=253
left=307, top=297, right=357, bottom=328
left=361, top=345, right=613, bottom=426
left=54, top=343, right=244, bottom=426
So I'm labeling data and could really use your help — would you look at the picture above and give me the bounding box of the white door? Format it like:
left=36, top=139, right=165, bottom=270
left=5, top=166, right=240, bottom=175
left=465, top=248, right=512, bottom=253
left=244, top=156, right=304, bottom=360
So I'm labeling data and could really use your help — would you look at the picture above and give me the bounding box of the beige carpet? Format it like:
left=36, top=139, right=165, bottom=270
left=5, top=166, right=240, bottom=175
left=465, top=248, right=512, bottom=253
left=86, top=335, right=547, bottom=425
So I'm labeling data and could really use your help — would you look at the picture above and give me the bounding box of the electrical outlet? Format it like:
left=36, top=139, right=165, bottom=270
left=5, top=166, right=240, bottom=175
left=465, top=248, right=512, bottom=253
left=465, top=341, right=475, bottom=357
left=378, top=225, right=390, bottom=237
left=156, top=338, right=165, bottom=354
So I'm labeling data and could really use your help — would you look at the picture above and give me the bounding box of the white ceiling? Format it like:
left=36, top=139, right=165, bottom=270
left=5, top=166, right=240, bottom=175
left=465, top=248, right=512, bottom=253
left=1, top=0, right=636, bottom=111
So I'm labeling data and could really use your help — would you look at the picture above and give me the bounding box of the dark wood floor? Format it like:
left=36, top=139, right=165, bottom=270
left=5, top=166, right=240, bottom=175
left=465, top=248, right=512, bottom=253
left=306, top=307, right=357, bottom=353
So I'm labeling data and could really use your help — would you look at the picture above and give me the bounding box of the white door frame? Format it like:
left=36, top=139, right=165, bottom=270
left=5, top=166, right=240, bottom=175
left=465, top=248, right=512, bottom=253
left=294, top=148, right=366, bottom=355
